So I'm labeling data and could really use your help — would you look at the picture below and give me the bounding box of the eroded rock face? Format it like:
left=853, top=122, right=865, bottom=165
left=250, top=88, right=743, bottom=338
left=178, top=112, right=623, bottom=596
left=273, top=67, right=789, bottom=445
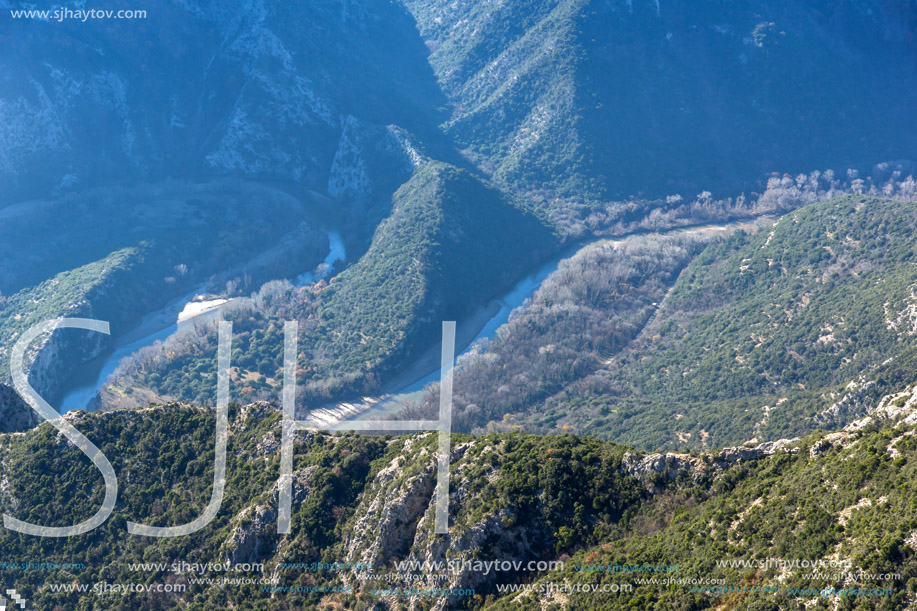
left=621, top=451, right=707, bottom=492
left=24, top=321, right=108, bottom=405
left=845, top=383, right=917, bottom=432
left=344, top=436, right=437, bottom=571
left=620, top=438, right=799, bottom=493
left=0, top=384, right=37, bottom=433
left=341, top=436, right=550, bottom=611
left=407, top=506, right=538, bottom=608
left=715, top=438, right=799, bottom=466
left=332, top=435, right=806, bottom=609
left=810, top=432, right=858, bottom=458
left=816, top=379, right=880, bottom=426
left=223, top=465, right=319, bottom=565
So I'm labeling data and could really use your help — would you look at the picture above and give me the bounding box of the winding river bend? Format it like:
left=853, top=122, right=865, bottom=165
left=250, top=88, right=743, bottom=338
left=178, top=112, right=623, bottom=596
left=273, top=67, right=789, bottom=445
left=56, top=226, right=577, bottom=418
left=56, top=231, right=347, bottom=413
left=57, top=216, right=773, bottom=421
left=304, top=238, right=591, bottom=426
left=307, top=216, right=777, bottom=426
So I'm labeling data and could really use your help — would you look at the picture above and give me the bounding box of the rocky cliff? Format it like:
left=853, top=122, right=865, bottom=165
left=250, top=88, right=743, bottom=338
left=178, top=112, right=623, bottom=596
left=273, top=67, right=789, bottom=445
left=0, top=383, right=36, bottom=433
left=0, top=0, right=444, bottom=205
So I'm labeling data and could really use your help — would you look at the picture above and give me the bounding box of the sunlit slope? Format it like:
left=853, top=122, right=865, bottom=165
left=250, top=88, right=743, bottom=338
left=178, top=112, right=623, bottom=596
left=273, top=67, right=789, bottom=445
left=5, top=394, right=917, bottom=609
left=547, top=196, right=917, bottom=449
left=405, top=0, right=917, bottom=202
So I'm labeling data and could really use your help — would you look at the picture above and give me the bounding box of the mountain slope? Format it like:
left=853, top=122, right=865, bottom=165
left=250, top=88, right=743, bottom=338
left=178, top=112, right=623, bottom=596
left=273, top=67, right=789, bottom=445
left=7, top=0, right=915, bottom=211
left=404, top=0, right=917, bottom=202
left=0, top=0, right=447, bottom=204
left=485, top=393, right=917, bottom=610
left=0, top=403, right=646, bottom=610
left=3, top=391, right=917, bottom=609
left=538, top=195, right=917, bottom=449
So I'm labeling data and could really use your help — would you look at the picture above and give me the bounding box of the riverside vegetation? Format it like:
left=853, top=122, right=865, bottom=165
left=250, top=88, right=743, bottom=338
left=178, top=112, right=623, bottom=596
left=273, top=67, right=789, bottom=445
left=399, top=194, right=917, bottom=450
left=1, top=1, right=916, bottom=609
left=0, top=181, right=329, bottom=427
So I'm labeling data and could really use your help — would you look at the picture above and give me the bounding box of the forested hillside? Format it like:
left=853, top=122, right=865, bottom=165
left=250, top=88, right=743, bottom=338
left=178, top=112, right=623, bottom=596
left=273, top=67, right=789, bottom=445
left=560, top=195, right=917, bottom=449
left=104, top=163, right=556, bottom=409
left=404, top=0, right=917, bottom=205
left=3, top=389, right=917, bottom=609
left=397, top=195, right=917, bottom=451
left=315, top=163, right=555, bottom=377
left=398, top=227, right=732, bottom=432
left=486, top=391, right=917, bottom=610
left=0, top=247, right=148, bottom=388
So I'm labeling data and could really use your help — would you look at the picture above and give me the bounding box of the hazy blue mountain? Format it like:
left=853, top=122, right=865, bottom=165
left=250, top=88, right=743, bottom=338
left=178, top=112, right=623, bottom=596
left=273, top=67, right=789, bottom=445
left=4, top=0, right=914, bottom=208
left=0, top=0, right=447, bottom=205
left=2, top=2, right=917, bottom=610
left=405, top=0, right=917, bottom=201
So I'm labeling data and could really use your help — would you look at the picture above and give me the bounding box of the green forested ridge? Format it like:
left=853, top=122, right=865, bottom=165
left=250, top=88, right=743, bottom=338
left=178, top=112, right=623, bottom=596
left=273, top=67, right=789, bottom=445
left=113, top=163, right=557, bottom=408
left=483, top=417, right=917, bottom=610
left=316, top=162, right=556, bottom=376
left=397, top=195, right=917, bottom=451
left=0, top=404, right=645, bottom=609
left=555, top=195, right=917, bottom=450
left=0, top=404, right=386, bottom=609
left=0, top=247, right=150, bottom=387
left=3, top=399, right=917, bottom=609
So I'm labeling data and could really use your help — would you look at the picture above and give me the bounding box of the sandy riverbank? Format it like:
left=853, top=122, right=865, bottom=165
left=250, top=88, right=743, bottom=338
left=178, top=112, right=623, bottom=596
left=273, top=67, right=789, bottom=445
left=380, top=300, right=502, bottom=394
left=178, top=299, right=230, bottom=323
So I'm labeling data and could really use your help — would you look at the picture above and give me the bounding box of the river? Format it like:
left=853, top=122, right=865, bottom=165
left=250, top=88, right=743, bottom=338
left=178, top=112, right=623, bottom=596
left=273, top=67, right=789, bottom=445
left=310, top=216, right=777, bottom=426
left=56, top=230, right=347, bottom=413
left=57, top=217, right=771, bottom=419
left=305, top=238, right=590, bottom=426
left=56, top=226, right=577, bottom=418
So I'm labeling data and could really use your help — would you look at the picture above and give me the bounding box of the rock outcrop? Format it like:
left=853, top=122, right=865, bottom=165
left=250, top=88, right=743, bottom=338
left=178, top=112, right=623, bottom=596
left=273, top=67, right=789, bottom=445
left=845, top=383, right=917, bottom=431
left=0, top=384, right=37, bottom=433
left=223, top=465, right=319, bottom=566
left=344, top=436, right=437, bottom=571
left=621, top=438, right=799, bottom=493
